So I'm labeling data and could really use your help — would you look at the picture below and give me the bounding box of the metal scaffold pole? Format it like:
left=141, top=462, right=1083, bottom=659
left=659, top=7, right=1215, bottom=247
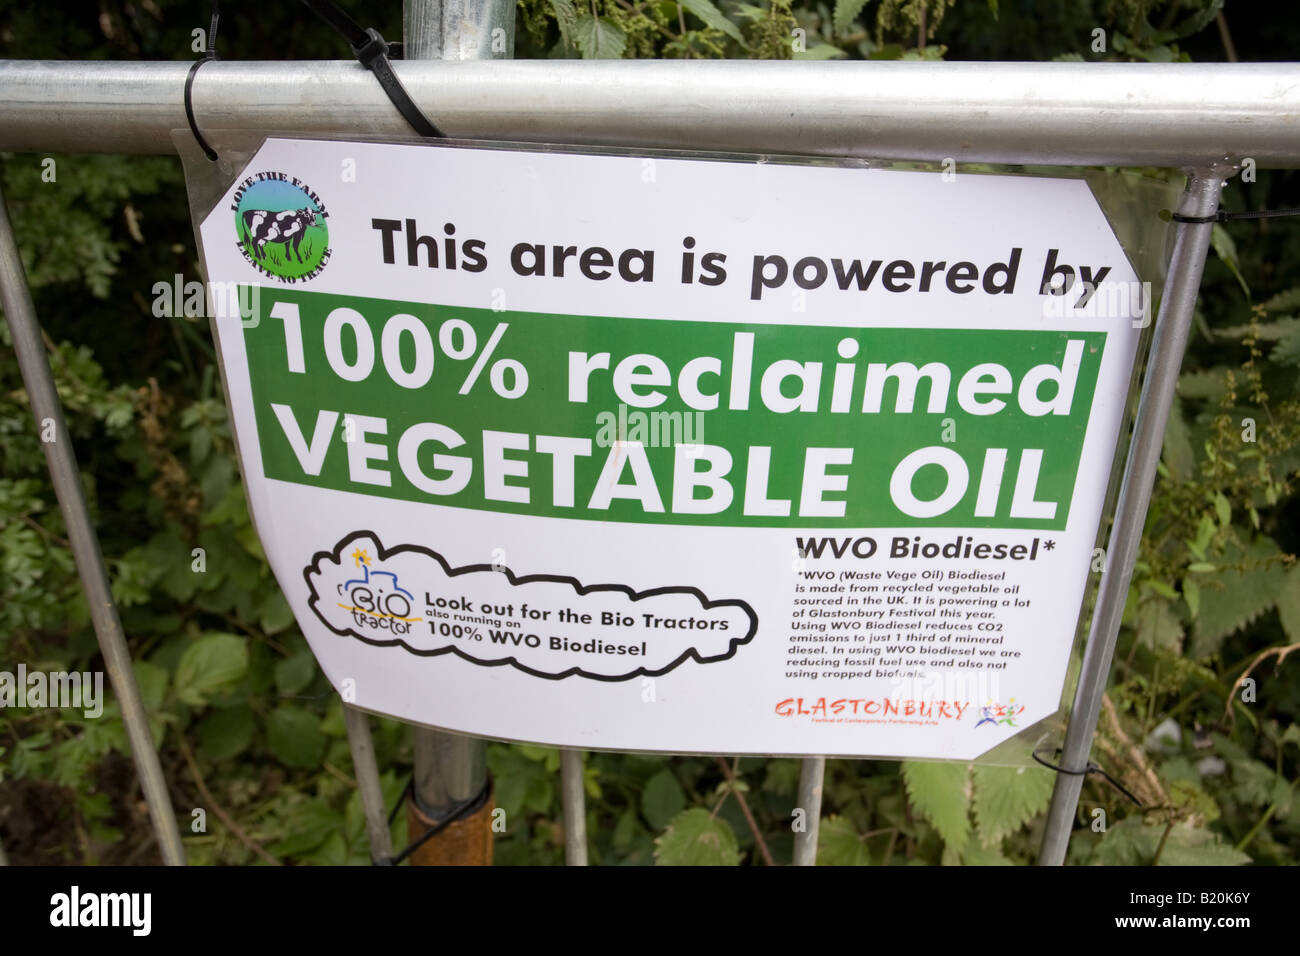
left=792, top=757, right=825, bottom=865
left=560, top=749, right=588, bottom=865
left=2, top=61, right=1299, bottom=167
left=403, top=0, right=513, bottom=866
left=0, top=182, right=187, bottom=866
left=1037, top=169, right=1228, bottom=865
left=342, top=704, right=394, bottom=864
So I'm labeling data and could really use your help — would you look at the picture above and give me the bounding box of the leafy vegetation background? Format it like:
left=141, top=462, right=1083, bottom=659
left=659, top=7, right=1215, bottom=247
left=1, top=0, right=1297, bottom=866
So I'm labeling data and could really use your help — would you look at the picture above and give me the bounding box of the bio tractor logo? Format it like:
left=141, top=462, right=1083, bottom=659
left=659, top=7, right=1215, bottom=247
left=304, top=531, right=757, bottom=681
left=232, top=172, right=331, bottom=282
left=336, top=547, right=420, bottom=636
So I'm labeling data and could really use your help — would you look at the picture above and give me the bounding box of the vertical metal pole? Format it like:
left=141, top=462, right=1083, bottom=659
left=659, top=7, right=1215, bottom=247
left=411, top=727, right=487, bottom=810
left=0, top=182, right=186, bottom=866
left=402, top=0, right=513, bottom=865
left=1038, top=170, right=1227, bottom=865
left=342, top=703, right=393, bottom=863
left=406, top=727, right=492, bottom=865
left=792, top=757, right=825, bottom=865
left=405, top=0, right=515, bottom=60
left=560, top=749, right=588, bottom=865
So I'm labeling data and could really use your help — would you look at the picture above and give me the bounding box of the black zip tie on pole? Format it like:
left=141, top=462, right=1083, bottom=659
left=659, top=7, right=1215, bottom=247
left=375, top=774, right=491, bottom=865
left=386, top=776, right=413, bottom=830
left=299, top=0, right=445, bottom=139
left=1172, top=207, right=1300, bottom=224
left=1032, top=747, right=1144, bottom=808
left=184, top=0, right=221, bottom=161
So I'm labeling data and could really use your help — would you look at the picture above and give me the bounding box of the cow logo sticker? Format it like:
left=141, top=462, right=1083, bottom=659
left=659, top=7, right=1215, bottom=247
left=232, top=172, right=331, bottom=282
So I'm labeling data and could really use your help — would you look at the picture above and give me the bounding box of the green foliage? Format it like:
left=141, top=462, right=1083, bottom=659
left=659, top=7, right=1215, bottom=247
left=174, top=634, right=248, bottom=707
left=654, top=808, right=742, bottom=865
left=971, top=764, right=1055, bottom=846
left=902, top=760, right=971, bottom=848
left=2, top=0, right=1297, bottom=867
left=574, top=14, right=628, bottom=58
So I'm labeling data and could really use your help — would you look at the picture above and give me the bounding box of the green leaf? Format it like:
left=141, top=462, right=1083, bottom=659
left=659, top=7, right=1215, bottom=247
left=654, top=808, right=741, bottom=865
left=817, top=815, right=871, bottom=865
left=959, top=834, right=1014, bottom=864
left=486, top=744, right=555, bottom=819
left=267, top=704, right=327, bottom=769
left=1276, top=564, right=1300, bottom=641
left=1091, top=816, right=1158, bottom=865
left=133, top=660, right=169, bottom=712
left=197, top=705, right=255, bottom=761
left=1230, top=757, right=1276, bottom=806
left=1146, top=578, right=1179, bottom=601
left=762, top=760, right=801, bottom=795
left=1281, top=724, right=1300, bottom=752
left=794, top=41, right=848, bottom=60
left=1136, top=596, right=1183, bottom=651
left=574, top=15, right=626, bottom=59
left=1217, top=316, right=1300, bottom=340
left=1272, top=323, right=1300, bottom=367
left=1190, top=537, right=1287, bottom=657
left=1178, top=368, right=1228, bottom=400
left=971, top=764, right=1054, bottom=845
left=679, top=0, right=747, bottom=45
left=1157, top=823, right=1251, bottom=866
left=274, top=650, right=316, bottom=697
left=550, top=0, right=578, bottom=42
left=133, top=660, right=170, bottom=746
left=833, top=0, right=869, bottom=34
left=1182, top=576, right=1200, bottom=619
left=1260, top=286, right=1300, bottom=312
left=321, top=696, right=347, bottom=737
left=268, top=798, right=336, bottom=857
left=174, top=634, right=248, bottom=707
left=1161, top=397, right=1196, bottom=480
left=1210, top=224, right=1250, bottom=298
left=902, top=760, right=971, bottom=848
left=258, top=589, right=295, bottom=635
left=1214, top=492, right=1232, bottom=528
left=302, top=830, right=348, bottom=866
left=641, top=768, right=687, bottom=830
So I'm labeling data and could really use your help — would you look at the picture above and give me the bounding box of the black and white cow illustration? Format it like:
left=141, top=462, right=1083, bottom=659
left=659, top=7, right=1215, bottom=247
left=241, top=207, right=324, bottom=263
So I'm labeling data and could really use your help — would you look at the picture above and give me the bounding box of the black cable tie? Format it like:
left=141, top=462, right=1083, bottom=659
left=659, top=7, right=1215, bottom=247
left=375, top=775, right=492, bottom=866
left=184, top=0, right=221, bottom=162
left=1172, top=207, right=1300, bottom=224
left=386, top=777, right=413, bottom=828
left=1031, top=746, right=1144, bottom=808
left=300, top=0, right=445, bottom=139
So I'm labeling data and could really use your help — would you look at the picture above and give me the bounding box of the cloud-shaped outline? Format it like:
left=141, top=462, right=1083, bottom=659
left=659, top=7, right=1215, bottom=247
left=304, top=530, right=757, bottom=682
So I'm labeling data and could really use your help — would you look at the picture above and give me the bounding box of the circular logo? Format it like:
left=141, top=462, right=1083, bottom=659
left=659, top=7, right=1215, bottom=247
left=233, top=174, right=331, bottom=282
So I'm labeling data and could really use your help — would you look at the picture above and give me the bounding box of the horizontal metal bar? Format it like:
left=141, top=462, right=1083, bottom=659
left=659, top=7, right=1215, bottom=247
left=1, top=59, right=1298, bottom=166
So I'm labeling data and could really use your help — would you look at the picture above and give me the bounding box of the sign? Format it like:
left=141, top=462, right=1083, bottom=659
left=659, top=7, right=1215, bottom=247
left=195, top=137, right=1148, bottom=759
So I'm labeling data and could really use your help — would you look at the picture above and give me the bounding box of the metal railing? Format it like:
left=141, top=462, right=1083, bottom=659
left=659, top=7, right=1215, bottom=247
left=1, top=59, right=1299, bottom=166
left=2, top=19, right=1297, bottom=867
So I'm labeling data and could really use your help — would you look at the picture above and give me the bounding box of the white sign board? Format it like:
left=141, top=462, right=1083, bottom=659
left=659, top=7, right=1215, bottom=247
left=196, top=137, right=1145, bottom=759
